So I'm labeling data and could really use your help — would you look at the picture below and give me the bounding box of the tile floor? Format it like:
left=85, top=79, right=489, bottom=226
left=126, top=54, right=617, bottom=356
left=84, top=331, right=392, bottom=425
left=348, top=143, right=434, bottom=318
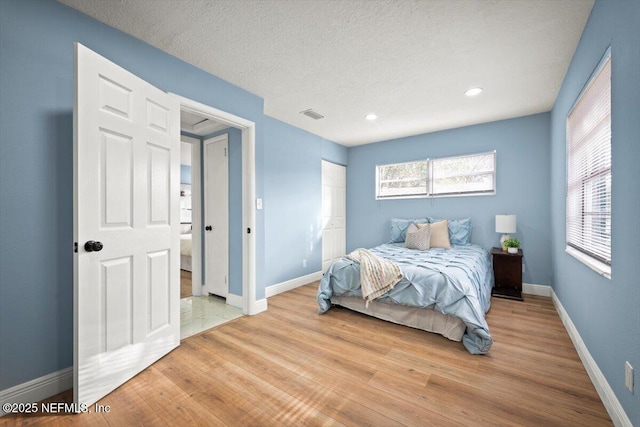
left=180, top=295, right=243, bottom=340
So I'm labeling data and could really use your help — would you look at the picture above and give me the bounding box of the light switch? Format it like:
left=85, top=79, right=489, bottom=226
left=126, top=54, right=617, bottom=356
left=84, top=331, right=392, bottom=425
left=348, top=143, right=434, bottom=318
left=256, top=198, right=263, bottom=210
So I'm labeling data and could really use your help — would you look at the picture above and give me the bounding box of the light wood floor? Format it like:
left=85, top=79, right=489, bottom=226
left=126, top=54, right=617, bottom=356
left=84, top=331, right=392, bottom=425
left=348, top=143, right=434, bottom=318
left=6, top=283, right=611, bottom=426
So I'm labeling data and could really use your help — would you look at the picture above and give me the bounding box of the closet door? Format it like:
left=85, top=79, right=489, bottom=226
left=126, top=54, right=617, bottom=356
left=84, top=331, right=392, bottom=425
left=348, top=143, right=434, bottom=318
left=322, top=161, right=346, bottom=272
left=203, top=134, right=229, bottom=297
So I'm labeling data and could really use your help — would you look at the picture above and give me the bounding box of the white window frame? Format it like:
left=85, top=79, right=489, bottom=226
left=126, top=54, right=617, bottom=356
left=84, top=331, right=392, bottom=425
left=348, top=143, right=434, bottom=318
left=375, top=151, right=496, bottom=200
left=429, top=151, right=497, bottom=197
left=375, top=159, right=429, bottom=199
left=565, top=48, right=612, bottom=279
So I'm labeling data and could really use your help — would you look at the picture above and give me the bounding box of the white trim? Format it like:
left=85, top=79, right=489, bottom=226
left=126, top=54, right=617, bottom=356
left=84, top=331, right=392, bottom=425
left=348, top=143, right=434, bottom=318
left=181, top=134, right=204, bottom=297
left=227, top=293, right=266, bottom=314
left=565, top=246, right=611, bottom=279
left=225, top=293, right=244, bottom=310
left=552, top=291, right=632, bottom=427
left=522, top=283, right=552, bottom=297
left=266, top=271, right=323, bottom=298
left=170, top=94, right=257, bottom=316
left=253, top=298, right=268, bottom=314
left=242, top=125, right=257, bottom=315
left=0, top=368, right=73, bottom=416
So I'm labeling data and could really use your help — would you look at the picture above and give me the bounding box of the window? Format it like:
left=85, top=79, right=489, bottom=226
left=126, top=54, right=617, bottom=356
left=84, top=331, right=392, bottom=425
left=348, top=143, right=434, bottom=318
left=430, top=152, right=496, bottom=196
left=566, top=50, right=611, bottom=278
left=376, top=160, right=429, bottom=199
left=375, top=151, right=496, bottom=199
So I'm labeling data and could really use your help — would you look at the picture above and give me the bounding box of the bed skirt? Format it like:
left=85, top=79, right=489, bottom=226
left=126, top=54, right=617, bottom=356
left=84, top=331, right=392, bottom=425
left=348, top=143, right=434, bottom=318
left=331, top=296, right=466, bottom=342
left=180, top=254, right=192, bottom=272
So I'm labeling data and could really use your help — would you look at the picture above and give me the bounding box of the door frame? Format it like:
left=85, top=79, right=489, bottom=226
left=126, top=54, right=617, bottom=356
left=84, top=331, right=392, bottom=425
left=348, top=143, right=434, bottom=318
left=171, top=94, right=258, bottom=315
left=180, top=134, right=203, bottom=297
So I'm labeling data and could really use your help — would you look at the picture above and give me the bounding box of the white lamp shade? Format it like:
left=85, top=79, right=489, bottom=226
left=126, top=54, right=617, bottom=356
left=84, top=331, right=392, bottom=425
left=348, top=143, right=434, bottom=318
left=496, top=215, right=517, bottom=234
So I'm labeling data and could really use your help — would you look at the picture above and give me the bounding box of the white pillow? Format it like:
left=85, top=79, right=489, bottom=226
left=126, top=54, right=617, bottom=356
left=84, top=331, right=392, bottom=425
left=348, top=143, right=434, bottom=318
left=405, top=223, right=431, bottom=251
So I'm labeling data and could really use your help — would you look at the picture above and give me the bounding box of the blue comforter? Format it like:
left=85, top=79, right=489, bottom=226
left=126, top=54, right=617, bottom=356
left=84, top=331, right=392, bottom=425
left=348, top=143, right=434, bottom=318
left=317, top=244, right=494, bottom=354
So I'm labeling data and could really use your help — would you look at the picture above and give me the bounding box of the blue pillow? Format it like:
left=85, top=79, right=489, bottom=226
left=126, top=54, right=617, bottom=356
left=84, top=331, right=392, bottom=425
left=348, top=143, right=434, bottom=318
left=390, top=218, right=428, bottom=243
left=428, top=217, right=472, bottom=245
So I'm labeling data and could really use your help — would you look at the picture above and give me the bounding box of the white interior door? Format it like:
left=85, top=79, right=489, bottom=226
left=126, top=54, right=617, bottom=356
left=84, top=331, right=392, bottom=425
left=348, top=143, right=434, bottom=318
left=322, top=161, right=346, bottom=272
left=74, top=43, right=180, bottom=407
left=204, top=134, right=229, bottom=297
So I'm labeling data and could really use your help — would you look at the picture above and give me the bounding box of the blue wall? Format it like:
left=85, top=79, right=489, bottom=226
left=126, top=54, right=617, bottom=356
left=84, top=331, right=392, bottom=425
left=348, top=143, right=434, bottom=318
left=0, top=0, right=266, bottom=390
left=322, top=139, right=348, bottom=166
left=550, top=0, right=640, bottom=423
left=347, top=113, right=552, bottom=285
left=180, top=165, right=192, bottom=185
left=263, top=117, right=346, bottom=285
left=200, top=128, right=243, bottom=296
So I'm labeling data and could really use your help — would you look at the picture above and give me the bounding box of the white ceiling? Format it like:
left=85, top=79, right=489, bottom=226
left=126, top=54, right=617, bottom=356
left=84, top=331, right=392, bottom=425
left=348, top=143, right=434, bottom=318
left=60, top=0, right=594, bottom=146
left=181, top=110, right=229, bottom=136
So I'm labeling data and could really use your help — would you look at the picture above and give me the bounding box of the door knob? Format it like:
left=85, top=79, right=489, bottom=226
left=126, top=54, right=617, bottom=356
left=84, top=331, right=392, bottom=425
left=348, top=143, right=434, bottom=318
left=84, top=240, right=104, bottom=252
left=205, top=225, right=212, bottom=231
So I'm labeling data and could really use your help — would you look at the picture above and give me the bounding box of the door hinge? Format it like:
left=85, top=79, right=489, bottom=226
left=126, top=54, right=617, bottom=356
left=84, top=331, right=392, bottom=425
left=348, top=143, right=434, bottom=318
left=224, top=147, right=227, bottom=157
left=224, top=276, right=227, bottom=284
left=74, top=242, right=78, bottom=253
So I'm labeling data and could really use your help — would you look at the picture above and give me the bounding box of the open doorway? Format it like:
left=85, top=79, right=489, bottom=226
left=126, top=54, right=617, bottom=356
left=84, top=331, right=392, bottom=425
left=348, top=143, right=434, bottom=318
left=179, top=109, right=243, bottom=339
left=173, top=94, right=261, bottom=318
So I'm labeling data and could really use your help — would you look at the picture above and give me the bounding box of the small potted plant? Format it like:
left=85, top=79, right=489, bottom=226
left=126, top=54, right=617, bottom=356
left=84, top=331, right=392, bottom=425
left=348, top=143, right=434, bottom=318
left=504, top=238, right=520, bottom=254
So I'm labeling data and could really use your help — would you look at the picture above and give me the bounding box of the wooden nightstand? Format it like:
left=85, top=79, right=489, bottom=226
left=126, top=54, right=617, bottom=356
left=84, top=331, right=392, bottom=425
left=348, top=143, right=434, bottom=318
left=491, top=247, right=523, bottom=301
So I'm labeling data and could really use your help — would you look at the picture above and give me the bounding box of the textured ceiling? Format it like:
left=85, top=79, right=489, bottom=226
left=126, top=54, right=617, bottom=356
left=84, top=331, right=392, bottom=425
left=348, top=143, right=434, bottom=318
left=59, top=0, right=594, bottom=146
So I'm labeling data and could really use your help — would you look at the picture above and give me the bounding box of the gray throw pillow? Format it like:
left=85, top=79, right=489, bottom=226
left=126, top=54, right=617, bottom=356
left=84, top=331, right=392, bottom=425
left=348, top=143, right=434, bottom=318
left=405, top=223, right=431, bottom=251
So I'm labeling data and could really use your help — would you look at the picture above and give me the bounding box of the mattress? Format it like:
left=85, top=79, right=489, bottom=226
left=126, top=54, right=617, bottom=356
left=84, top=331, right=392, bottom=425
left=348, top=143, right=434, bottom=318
left=318, top=243, right=494, bottom=354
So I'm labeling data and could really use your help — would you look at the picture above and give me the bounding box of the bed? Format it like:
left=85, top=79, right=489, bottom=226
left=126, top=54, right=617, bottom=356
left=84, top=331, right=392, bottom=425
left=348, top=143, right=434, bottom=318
left=317, top=240, right=494, bottom=354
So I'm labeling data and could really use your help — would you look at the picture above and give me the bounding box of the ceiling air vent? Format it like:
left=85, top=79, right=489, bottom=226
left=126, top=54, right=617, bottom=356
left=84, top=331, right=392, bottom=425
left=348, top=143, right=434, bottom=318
left=300, top=109, right=325, bottom=120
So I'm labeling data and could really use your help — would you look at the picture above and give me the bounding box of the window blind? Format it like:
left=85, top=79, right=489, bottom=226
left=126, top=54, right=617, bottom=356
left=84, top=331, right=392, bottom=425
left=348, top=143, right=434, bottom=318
left=566, top=54, right=611, bottom=266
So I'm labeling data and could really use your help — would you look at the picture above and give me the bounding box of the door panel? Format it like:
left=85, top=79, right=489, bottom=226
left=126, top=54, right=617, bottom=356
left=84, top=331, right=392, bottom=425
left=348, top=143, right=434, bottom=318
left=321, top=161, right=346, bottom=273
left=148, top=142, right=171, bottom=224
left=100, top=257, right=132, bottom=353
left=101, top=131, right=133, bottom=227
left=204, top=135, right=229, bottom=297
left=74, top=43, right=180, bottom=407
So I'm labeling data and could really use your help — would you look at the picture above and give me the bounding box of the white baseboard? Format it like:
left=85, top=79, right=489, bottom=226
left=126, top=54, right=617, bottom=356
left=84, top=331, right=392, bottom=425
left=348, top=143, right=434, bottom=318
left=226, top=293, right=268, bottom=316
left=0, top=367, right=73, bottom=417
left=251, top=298, right=268, bottom=315
left=522, top=283, right=552, bottom=297
left=226, top=293, right=243, bottom=310
left=552, top=291, right=632, bottom=427
left=265, top=271, right=323, bottom=298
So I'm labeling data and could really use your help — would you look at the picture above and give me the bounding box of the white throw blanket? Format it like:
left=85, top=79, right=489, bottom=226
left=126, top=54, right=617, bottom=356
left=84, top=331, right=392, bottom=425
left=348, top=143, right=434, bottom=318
left=346, top=248, right=403, bottom=307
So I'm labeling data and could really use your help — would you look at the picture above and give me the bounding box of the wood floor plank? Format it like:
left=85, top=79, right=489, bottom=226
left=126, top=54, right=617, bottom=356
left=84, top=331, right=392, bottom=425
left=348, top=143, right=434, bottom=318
left=3, top=283, right=611, bottom=426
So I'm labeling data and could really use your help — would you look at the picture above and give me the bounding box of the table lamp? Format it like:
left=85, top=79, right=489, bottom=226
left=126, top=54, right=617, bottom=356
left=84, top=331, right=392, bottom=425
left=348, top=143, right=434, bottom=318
left=495, top=215, right=516, bottom=251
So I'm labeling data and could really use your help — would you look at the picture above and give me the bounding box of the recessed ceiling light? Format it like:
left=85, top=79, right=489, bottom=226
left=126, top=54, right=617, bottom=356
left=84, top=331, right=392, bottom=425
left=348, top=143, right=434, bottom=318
left=465, top=87, right=483, bottom=97
left=365, top=113, right=378, bottom=121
